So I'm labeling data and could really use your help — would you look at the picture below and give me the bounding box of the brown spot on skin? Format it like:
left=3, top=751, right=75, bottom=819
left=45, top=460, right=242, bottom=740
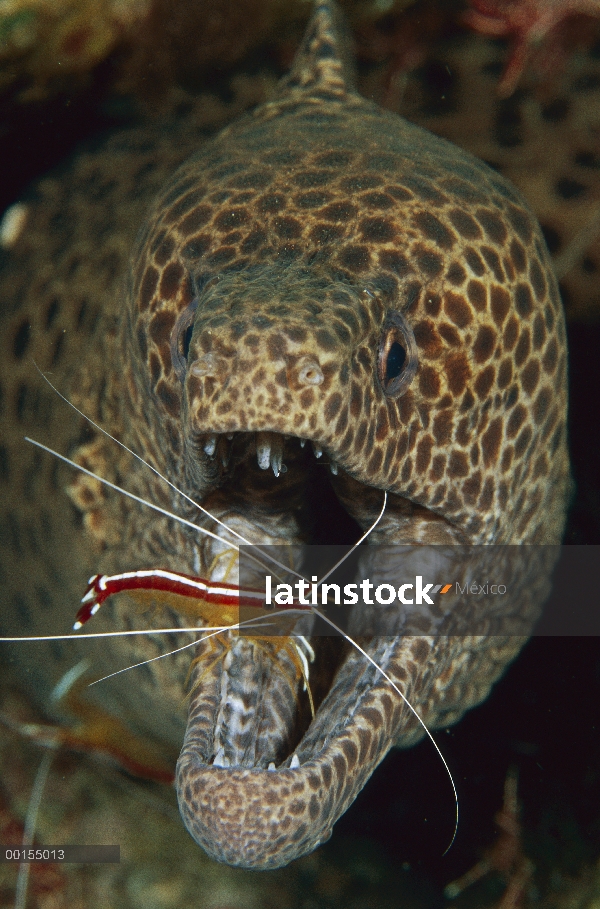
left=300, top=389, right=315, bottom=408
left=341, top=174, right=382, bottom=192
left=465, top=247, right=485, bottom=276
left=503, top=255, right=515, bottom=282
left=274, top=216, right=303, bottom=239
left=360, top=191, right=395, bottom=209
left=416, top=249, right=443, bottom=277
left=514, top=328, right=531, bottom=367
left=456, top=416, right=470, bottom=446
left=504, top=316, right=519, bottom=352
left=410, top=639, right=429, bottom=662
left=532, top=313, right=546, bottom=350
left=509, top=238, right=527, bottom=273
left=429, top=454, right=446, bottom=482
left=461, top=387, right=475, bottom=412
left=159, top=262, right=183, bottom=300
left=315, top=329, right=337, bottom=351
left=533, top=387, right=552, bottom=424
left=542, top=338, right=558, bottom=374
left=310, top=223, right=344, bottom=243
left=438, top=323, right=460, bottom=346
left=514, top=425, right=532, bottom=459
left=476, top=208, right=508, bottom=245
left=182, top=234, right=211, bottom=260
left=379, top=249, right=410, bottom=277
left=425, top=295, right=442, bottom=317
left=385, top=184, right=413, bottom=202
left=349, top=383, right=362, bottom=418
left=258, top=193, right=286, bottom=213
left=295, top=191, right=332, bottom=208
left=532, top=452, right=548, bottom=480
left=340, top=739, right=358, bottom=769
left=474, top=364, right=495, bottom=399
left=433, top=409, right=453, bottom=444
left=521, top=359, right=540, bottom=395
left=448, top=450, right=469, bottom=478
left=149, top=310, right=176, bottom=349
left=360, top=217, right=396, bottom=243
left=368, top=448, right=383, bottom=473
left=413, top=211, right=455, bottom=249
left=416, top=435, right=433, bottom=473
left=320, top=202, right=358, bottom=221
left=481, top=417, right=503, bottom=466
left=149, top=351, right=160, bottom=386
left=445, top=352, right=471, bottom=396
left=466, top=280, right=487, bottom=311
left=445, top=292, right=473, bottom=328
left=448, top=209, right=482, bottom=239
left=473, top=325, right=496, bottom=363
left=315, top=151, right=353, bottom=168
left=354, top=420, right=367, bottom=454
left=501, top=447, right=514, bottom=472
left=529, top=258, right=547, bottom=300
left=506, top=404, right=527, bottom=439
left=413, top=320, right=443, bottom=358
left=462, top=472, right=482, bottom=502
left=153, top=235, right=175, bottom=266
left=179, top=205, right=212, bottom=235
left=156, top=379, right=180, bottom=417
left=339, top=245, right=370, bottom=271
left=446, top=262, right=466, bottom=286
left=419, top=365, right=441, bottom=398
left=505, top=383, right=518, bottom=409
left=214, top=208, right=250, bottom=233
left=481, top=246, right=505, bottom=282
left=491, top=285, right=511, bottom=325
left=479, top=476, right=494, bottom=511
left=324, top=393, right=342, bottom=421
left=515, top=283, right=534, bottom=318
left=375, top=406, right=389, bottom=442
left=294, top=170, right=332, bottom=188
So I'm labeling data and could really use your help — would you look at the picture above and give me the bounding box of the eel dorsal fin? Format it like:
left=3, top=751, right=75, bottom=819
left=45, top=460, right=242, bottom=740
left=278, top=0, right=356, bottom=99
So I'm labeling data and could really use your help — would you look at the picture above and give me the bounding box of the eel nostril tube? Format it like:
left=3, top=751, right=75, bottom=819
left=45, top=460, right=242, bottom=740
left=297, top=357, right=324, bottom=387
left=190, top=352, right=227, bottom=379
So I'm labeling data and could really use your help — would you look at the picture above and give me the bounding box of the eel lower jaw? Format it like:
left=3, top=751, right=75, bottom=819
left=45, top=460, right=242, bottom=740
left=176, top=633, right=407, bottom=869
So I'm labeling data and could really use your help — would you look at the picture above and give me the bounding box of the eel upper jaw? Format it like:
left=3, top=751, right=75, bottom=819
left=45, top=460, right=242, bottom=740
left=197, top=429, right=339, bottom=478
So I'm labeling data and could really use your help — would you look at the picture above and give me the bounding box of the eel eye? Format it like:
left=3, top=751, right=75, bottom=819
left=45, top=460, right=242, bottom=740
left=377, top=311, right=418, bottom=397
left=170, top=298, right=198, bottom=382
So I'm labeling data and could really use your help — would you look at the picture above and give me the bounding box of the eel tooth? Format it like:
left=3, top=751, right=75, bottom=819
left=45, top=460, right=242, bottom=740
left=203, top=434, right=218, bottom=457
left=217, top=437, right=231, bottom=468
left=289, top=754, right=300, bottom=769
left=256, top=431, right=284, bottom=477
left=312, top=442, right=323, bottom=458
left=330, top=461, right=338, bottom=475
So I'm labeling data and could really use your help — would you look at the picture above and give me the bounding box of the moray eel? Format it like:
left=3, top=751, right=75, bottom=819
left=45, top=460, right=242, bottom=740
left=0, top=0, right=570, bottom=871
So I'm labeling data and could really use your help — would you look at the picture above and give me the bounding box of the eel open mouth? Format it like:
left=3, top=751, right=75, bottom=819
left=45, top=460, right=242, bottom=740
left=175, top=425, right=437, bottom=870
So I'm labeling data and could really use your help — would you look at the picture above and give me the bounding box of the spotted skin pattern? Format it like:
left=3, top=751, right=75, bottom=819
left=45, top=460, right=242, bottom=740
left=0, top=0, right=569, bottom=872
